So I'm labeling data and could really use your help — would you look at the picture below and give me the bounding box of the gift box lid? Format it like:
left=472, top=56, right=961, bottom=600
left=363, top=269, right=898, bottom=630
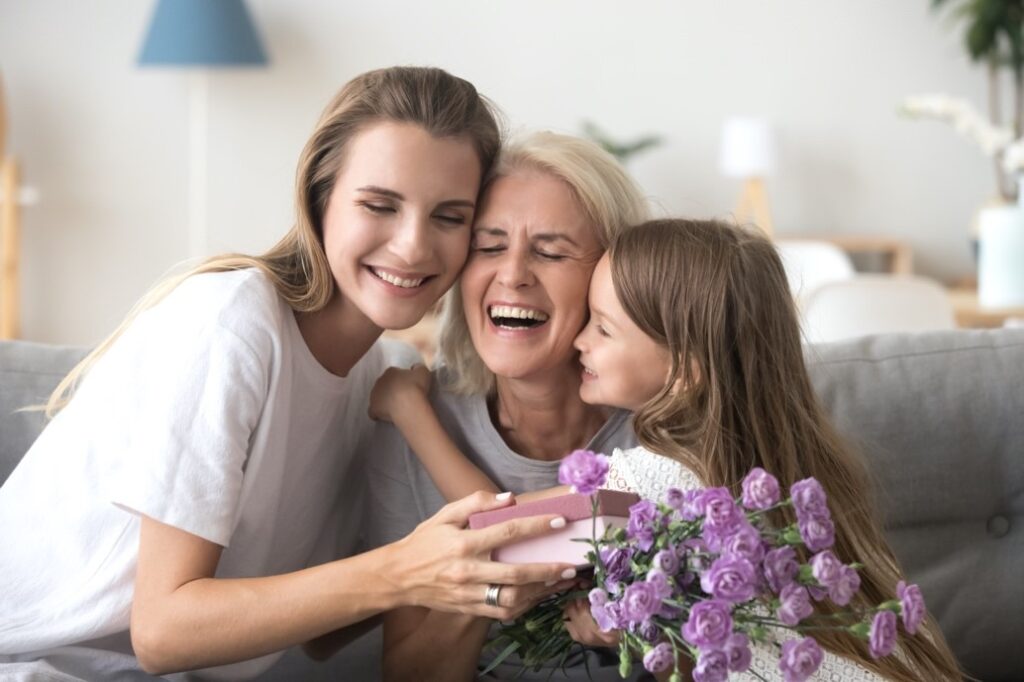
left=468, top=489, right=640, bottom=529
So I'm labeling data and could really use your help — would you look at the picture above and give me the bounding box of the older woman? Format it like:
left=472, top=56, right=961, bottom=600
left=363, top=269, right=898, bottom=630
left=364, top=131, right=648, bottom=680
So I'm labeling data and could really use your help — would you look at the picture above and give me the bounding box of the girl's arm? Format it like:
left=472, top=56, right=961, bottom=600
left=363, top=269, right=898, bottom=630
left=370, top=366, right=498, bottom=501
left=130, top=491, right=577, bottom=675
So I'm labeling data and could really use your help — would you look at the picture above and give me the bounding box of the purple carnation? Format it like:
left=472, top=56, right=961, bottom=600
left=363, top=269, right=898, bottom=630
left=829, top=564, right=861, bottom=607
left=777, top=583, right=814, bottom=626
left=643, top=642, right=674, bottom=674
left=798, top=513, right=836, bottom=552
left=653, top=548, right=680, bottom=574
left=635, top=619, right=660, bottom=643
left=621, top=581, right=660, bottom=623
left=588, top=588, right=609, bottom=608
left=646, top=568, right=674, bottom=600
left=723, top=632, right=753, bottom=672
left=600, top=546, right=633, bottom=591
left=779, top=637, right=824, bottom=682
left=693, top=648, right=729, bottom=682
left=720, top=521, right=766, bottom=565
left=590, top=602, right=616, bottom=631
left=680, top=488, right=706, bottom=521
left=763, top=545, right=800, bottom=593
left=558, top=449, right=609, bottom=495
left=627, top=499, right=662, bottom=551
left=897, top=581, right=926, bottom=634
left=869, top=610, right=898, bottom=658
left=700, top=555, right=758, bottom=603
left=700, top=487, right=744, bottom=532
left=742, top=467, right=781, bottom=510
left=809, top=550, right=843, bottom=588
left=664, top=487, right=685, bottom=510
left=790, top=478, right=829, bottom=520
left=682, top=599, right=733, bottom=649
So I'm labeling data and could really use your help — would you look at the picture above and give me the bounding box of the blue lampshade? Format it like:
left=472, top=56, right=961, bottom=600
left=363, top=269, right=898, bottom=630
left=138, top=0, right=267, bottom=67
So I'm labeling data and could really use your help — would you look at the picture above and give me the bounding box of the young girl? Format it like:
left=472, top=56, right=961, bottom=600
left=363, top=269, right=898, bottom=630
left=371, top=218, right=963, bottom=680
left=0, top=66, right=578, bottom=681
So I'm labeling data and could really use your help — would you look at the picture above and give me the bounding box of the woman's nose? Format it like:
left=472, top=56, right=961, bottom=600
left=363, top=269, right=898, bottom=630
left=495, top=247, right=535, bottom=289
left=389, top=214, right=432, bottom=266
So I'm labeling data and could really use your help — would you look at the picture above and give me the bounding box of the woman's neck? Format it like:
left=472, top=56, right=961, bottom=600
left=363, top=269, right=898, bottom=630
left=296, top=293, right=382, bottom=377
left=491, top=367, right=610, bottom=461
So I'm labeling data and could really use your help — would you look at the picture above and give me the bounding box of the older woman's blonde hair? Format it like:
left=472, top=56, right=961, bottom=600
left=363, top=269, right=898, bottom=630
left=437, top=131, right=649, bottom=395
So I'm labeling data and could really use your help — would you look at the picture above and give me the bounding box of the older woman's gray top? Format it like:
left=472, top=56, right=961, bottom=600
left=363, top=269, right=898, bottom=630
left=363, top=367, right=641, bottom=681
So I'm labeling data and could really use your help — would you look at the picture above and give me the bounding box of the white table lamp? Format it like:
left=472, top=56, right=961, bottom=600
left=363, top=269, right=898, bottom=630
left=719, top=117, right=777, bottom=237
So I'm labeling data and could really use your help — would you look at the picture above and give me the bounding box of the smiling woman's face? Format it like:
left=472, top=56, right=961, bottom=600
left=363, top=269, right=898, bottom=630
left=460, top=170, right=604, bottom=382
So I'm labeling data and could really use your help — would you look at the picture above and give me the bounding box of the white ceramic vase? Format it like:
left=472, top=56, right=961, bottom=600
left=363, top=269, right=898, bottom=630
left=977, top=179, right=1024, bottom=308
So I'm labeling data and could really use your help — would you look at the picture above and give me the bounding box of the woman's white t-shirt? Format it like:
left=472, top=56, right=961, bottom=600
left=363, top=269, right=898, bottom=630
left=0, top=269, right=416, bottom=680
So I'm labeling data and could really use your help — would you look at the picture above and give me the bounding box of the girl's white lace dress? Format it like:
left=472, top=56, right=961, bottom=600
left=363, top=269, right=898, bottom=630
left=604, top=446, right=886, bottom=681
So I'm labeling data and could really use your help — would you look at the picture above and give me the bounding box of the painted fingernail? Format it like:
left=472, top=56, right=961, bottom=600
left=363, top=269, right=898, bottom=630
left=561, top=568, right=577, bottom=580
left=496, top=492, right=512, bottom=501
left=550, top=516, right=566, bottom=529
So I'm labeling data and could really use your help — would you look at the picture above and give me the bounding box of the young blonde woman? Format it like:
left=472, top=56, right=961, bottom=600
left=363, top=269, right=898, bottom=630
left=373, top=218, right=963, bottom=680
left=0, top=67, right=579, bottom=681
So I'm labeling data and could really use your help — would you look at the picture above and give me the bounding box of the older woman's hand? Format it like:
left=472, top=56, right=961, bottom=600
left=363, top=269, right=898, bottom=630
left=385, top=490, right=579, bottom=620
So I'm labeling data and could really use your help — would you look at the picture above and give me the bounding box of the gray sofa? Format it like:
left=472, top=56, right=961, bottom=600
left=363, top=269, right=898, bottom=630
left=2, top=330, right=1022, bottom=681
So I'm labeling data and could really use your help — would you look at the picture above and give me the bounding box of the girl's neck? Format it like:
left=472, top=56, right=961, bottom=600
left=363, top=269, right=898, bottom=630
left=491, top=366, right=609, bottom=462
left=295, top=293, right=382, bottom=377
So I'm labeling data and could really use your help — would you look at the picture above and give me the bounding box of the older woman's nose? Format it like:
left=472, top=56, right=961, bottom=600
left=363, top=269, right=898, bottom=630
left=495, top=248, right=535, bottom=289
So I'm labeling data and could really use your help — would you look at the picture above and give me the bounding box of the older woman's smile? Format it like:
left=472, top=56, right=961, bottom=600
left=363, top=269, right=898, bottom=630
left=487, top=302, right=551, bottom=331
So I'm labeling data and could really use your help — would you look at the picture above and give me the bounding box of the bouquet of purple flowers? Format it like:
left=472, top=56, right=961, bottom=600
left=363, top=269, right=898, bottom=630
left=483, top=450, right=928, bottom=682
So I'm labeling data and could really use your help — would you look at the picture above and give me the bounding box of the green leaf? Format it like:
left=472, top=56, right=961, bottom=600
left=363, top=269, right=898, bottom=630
left=478, top=640, right=522, bottom=677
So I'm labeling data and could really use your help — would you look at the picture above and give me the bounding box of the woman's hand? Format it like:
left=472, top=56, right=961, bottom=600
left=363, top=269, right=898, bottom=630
left=562, top=597, right=621, bottom=649
left=384, top=490, right=579, bottom=621
left=369, top=365, right=432, bottom=422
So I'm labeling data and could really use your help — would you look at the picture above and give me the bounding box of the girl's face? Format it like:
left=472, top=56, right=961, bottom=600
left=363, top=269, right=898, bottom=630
left=574, top=254, right=673, bottom=411
left=460, top=171, right=604, bottom=381
left=321, top=121, right=481, bottom=330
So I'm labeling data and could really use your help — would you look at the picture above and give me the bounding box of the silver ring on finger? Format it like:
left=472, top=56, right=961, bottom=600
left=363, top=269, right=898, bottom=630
left=484, top=584, right=502, bottom=607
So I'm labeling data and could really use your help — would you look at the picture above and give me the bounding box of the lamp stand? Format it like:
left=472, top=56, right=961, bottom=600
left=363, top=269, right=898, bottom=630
left=188, top=70, right=209, bottom=259
left=734, top=176, right=774, bottom=238
left=1, top=156, right=18, bottom=339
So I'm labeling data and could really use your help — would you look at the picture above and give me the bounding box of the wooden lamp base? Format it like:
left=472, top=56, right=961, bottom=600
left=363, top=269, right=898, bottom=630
left=734, top=176, right=774, bottom=238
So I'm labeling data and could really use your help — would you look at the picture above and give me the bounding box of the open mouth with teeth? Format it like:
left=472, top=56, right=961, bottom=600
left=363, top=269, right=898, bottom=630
left=488, top=305, right=550, bottom=330
left=369, top=266, right=431, bottom=289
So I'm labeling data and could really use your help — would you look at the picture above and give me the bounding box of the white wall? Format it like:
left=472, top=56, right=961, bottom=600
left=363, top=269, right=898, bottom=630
left=1, top=0, right=994, bottom=345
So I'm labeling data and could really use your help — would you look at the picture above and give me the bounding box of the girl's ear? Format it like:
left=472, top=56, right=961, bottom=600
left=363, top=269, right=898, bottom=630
left=667, top=356, right=701, bottom=397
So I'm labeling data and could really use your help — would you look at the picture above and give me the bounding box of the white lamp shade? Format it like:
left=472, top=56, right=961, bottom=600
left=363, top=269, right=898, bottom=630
left=719, top=117, right=777, bottom=177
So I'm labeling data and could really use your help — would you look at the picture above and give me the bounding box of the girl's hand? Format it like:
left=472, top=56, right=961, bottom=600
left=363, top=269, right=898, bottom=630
left=369, top=365, right=432, bottom=422
left=385, top=491, right=579, bottom=621
left=562, top=597, right=621, bottom=648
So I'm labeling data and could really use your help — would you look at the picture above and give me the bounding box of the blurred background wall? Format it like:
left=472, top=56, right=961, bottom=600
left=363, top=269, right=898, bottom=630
left=0, top=0, right=992, bottom=344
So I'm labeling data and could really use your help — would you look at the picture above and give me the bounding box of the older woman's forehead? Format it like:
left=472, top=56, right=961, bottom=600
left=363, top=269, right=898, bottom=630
left=475, top=172, right=601, bottom=247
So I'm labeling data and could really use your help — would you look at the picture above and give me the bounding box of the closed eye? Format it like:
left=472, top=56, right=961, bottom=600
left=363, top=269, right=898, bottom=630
left=359, top=201, right=395, bottom=215
left=537, top=251, right=566, bottom=261
left=434, top=214, right=467, bottom=226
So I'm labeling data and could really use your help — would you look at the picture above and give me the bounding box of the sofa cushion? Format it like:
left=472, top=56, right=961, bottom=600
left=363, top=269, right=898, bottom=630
left=0, top=340, right=88, bottom=485
left=808, top=329, right=1024, bottom=682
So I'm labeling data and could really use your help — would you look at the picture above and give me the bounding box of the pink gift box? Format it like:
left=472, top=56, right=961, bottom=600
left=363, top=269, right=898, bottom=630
left=468, top=490, right=640, bottom=566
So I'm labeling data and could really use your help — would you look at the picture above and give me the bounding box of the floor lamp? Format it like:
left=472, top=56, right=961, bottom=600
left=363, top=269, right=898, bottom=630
left=720, top=117, right=777, bottom=238
left=138, top=0, right=267, bottom=259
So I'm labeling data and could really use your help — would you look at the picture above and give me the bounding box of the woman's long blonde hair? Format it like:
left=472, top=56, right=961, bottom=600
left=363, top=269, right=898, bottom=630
left=609, top=219, right=962, bottom=681
left=436, top=130, right=649, bottom=395
left=46, top=66, right=501, bottom=416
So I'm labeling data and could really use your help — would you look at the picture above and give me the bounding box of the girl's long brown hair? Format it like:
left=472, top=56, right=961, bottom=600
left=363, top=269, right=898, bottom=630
left=45, top=66, right=501, bottom=416
left=609, top=219, right=961, bottom=681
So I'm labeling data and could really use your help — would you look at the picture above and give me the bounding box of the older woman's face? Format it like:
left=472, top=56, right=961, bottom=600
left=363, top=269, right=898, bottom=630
left=461, top=171, right=604, bottom=381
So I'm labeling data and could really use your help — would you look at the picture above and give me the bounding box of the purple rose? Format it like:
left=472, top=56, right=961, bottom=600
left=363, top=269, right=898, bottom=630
left=763, top=545, right=800, bottom=593
left=798, top=513, right=836, bottom=552
left=627, top=499, right=662, bottom=551
left=646, top=568, right=674, bottom=600
left=700, top=487, right=744, bottom=532
left=778, top=637, right=824, bottom=682
left=653, top=547, right=680, bottom=574
left=643, top=642, right=674, bottom=674
left=828, top=564, right=861, bottom=607
left=621, top=581, right=660, bottom=623
left=558, top=449, right=609, bottom=495
left=790, top=478, right=829, bottom=520
left=682, top=599, right=733, bottom=649
left=897, top=581, right=926, bottom=635
left=809, top=550, right=843, bottom=587
left=600, top=546, right=633, bottom=590
left=742, top=467, right=781, bottom=510
left=723, top=632, right=752, bottom=672
left=776, top=583, right=814, bottom=626
left=869, top=610, right=898, bottom=658
left=720, top=521, right=766, bottom=565
left=664, top=487, right=685, bottom=510
left=693, top=648, right=729, bottom=682
left=700, top=555, right=758, bottom=603
left=588, top=588, right=609, bottom=608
